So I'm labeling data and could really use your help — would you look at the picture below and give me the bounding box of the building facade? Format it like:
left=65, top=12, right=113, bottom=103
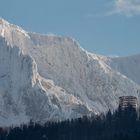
left=119, top=96, right=138, bottom=111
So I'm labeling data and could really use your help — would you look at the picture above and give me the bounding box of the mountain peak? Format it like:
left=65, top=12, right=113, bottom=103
left=0, top=18, right=10, bottom=26
left=0, top=18, right=30, bottom=39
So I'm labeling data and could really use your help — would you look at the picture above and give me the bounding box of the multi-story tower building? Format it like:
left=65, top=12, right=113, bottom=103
left=119, top=96, right=138, bottom=111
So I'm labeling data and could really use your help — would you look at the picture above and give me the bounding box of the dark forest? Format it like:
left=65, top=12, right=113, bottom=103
left=0, top=105, right=140, bottom=140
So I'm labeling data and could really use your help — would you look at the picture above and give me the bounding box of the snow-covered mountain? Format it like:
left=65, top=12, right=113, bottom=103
left=109, top=55, right=140, bottom=85
left=0, top=18, right=140, bottom=126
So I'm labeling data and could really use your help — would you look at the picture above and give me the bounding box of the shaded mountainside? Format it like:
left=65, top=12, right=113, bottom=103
left=109, top=55, right=140, bottom=85
left=0, top=18, right=140, bottom=126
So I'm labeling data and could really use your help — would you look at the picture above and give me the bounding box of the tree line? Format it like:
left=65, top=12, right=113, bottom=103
left=0, top=105, right=140, bottom=140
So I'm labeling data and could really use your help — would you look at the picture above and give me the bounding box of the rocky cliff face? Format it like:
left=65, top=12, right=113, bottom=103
left=0, top=19, right=140, bottom=126
left=0, top=36, right=91, bottom=126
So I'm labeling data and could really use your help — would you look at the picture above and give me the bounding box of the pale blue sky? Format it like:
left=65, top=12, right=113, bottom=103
left=0, top=0, right=140, bottom=56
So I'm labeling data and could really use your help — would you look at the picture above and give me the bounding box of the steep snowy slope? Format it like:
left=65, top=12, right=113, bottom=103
left=26, top=34, right=140, bottom=112
left=0, top=36, right=91, bottom=126
left=109, top=55, right=140, bottom=85
left=0, top=18, right=140, bottom=126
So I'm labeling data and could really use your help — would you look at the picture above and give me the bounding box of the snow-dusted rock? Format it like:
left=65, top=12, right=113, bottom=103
left=0, top=18, right=140, bottom=126
left=0, top=36, right=91, bottom=127
left=108, top=55, right=140, bottom=85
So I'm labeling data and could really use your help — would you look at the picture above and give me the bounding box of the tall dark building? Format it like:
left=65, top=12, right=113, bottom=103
left=119, top=96, right=138, bottom=111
